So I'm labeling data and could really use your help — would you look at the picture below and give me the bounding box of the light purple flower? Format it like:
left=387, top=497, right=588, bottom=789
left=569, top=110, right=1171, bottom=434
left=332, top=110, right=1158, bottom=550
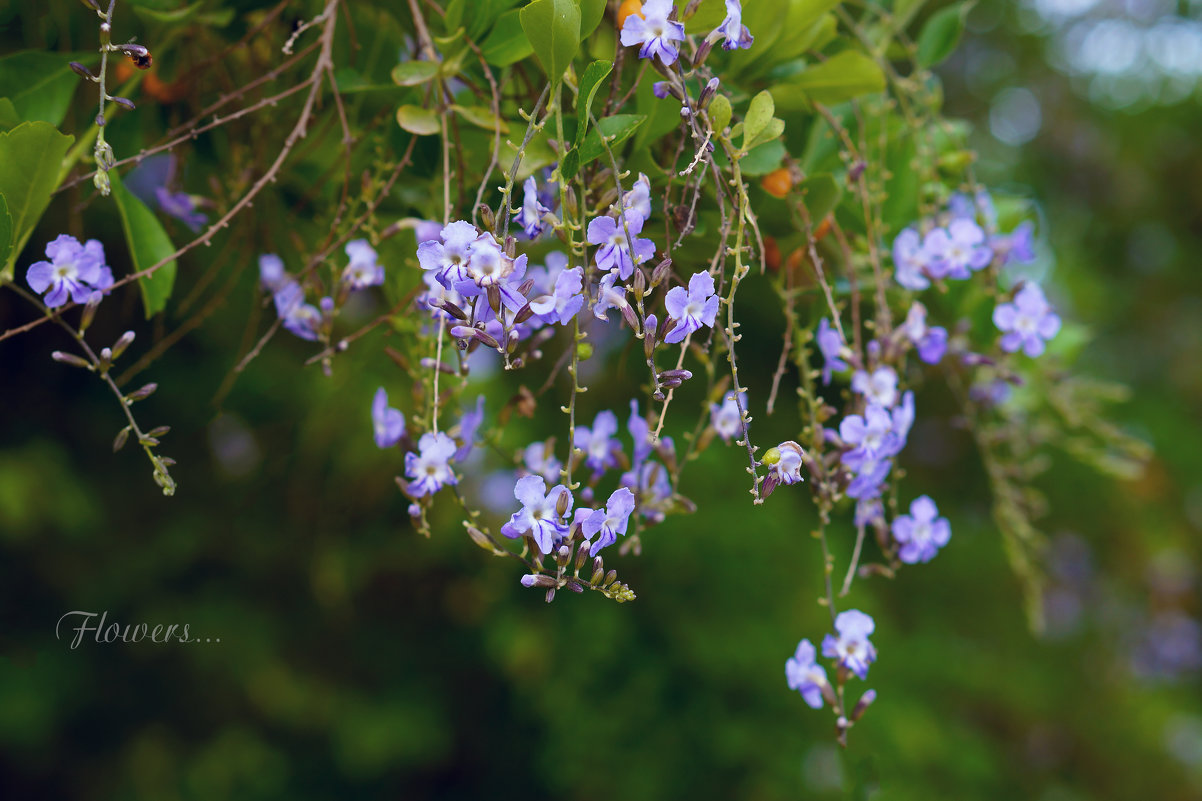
left=273, top=282, right=323, bottom=341
left=816, top=318, right=847, bottom=384
left=517, top=176, right=550, bottom=240
left=523, top=441, right=562, bottom=483
left=891, top=495, right=951, bottom=564
left=587, top=211, right=656, bottom=280
left=992, top=221, right=1036, bottom=266
left=628, top=399, right=653, bottom=470
left=785, top=638, right=828, bottom=709
left=574, top=410, right=622, bottom=473
left=993, top=283, right=1060, bottom=357
left=714, top=0, right=754, bottom=50
left=710, top=391, right=745, bottom=443
left=501, top=475, right=573, bottom=555
left=414, top=219, right=443, bottom=246
left=903, top=302, right=948, bottom=364
left=664, top=271, right=719, bottom=344
left=822, top=609, right=877, bottom=680
left=926, top=218, right=993, bottom=280
left=419, top=270, right=466, bottom=321
left=891, top=390, right=915, bottom=447
left=454, top=396, right=485, bottom=461
left=767, top=440, right=806, bottom=488
left=259, top=253, right=288, bottom=291
left=583, top=487, right=636, bottom=556
left=851, top=366, right=899, bottom=408
left=154, top=186, right=207, bottom=232
left=417, top=220, right=478, bottom=286
left=620, top=0, right=686, bottom=65
left=846, top=456, right=891, bottom=500
left=855, top=498, right=884, bottom=528
left=893, top=227, right=931, bottom=291
left=342, top=239, right=384, bottom=289
left=840, top=405, right=900, bottom=470
left=619, top=173, right=653, bottom=222
left=948, top=189, right=996, bottom=228
left=592, top=271, right=629, bottom=321
left=26, top=234, right=104, bottom=308
left=622, top=459, right=673, bottom=522
left=529, top=266, right=584, bottom=325
left=404, top=431, right=458, bottom=497
left=372, top=388, right=405, bottom=448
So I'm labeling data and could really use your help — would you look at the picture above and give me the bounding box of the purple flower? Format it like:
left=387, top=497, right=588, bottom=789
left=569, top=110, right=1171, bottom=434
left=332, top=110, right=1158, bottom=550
left=714, top=0, right=753, bottom=50
left=893, top=227, right=932, bottom=291
left=925, top=218, right=993, bottom=280
left=517, top=176, right=550, bottom=240
left=587, top=211, right=656, bottom=280
left=992, top=221, right=1036, bottom=266
left=414, top=219, right=443, bottom=246
left=417, top=220, right=478, bottom=286
left=846, top=456, right=891, bottom=500
left=855, top=498, right=884, bottom=528
left=419, top=270, right=467, bottom=321
left=891, top=495, right=951, bottom=564
left=523, top=441, right=562, bottom=483
left=404, top=432, right=458, bottom=497
left=628, top=399, right=653, bottom=470
left=840, top=405, right=900, bottom=470
left=851, top=366, right=899, bottom=408
left=575, top=410, right=622, bottom=474
left=342, top=239, right=384, bottom=289
left=948, top=190, right=996, bottom=228
left=273, top=282, right=322, bottom=341
left=259, top=253, right=288, bottom=291
left=501, top=475, right=573, bottom=554
left=26, top=234, right=106, bottom=308
left=664, top=271, right=719, bottom=344
left=766, top=440, right=806, bottom=489
left=993, top=283, right=1060, bottom=357
left=822, top=609, right=877, bottom=680
left=652, top=81, right=672, bottom=100
left=891, top=390, right=915, bottom=447
left=816, top=317, right=847, bottom=384
left=592, top=271, right=629, bottom=321
left=785, top=638, right=828, bottom=709
left=622, top=459, right=673, bottom=522
left=529, top=266, right=584, bottom=325
left=903, top=302, right=948, bottom=364
left=454, top=396, right=485, bottom=461
left=372, top=388, right=405, bottom=448
left=154, top=186, right=207, bottom=232
left=583, top=487, right=636, bottom=556
left=617, top=172, right=652, bottom=222
left=710, top=391, right=745, bottom=443
left=620, top=0, right=686, bottom=65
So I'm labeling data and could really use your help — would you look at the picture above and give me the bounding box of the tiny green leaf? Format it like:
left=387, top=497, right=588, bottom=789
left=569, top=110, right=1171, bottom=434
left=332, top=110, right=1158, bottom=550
left=110, top=170, right=177, bottom=319
left=396, top=105, right=441, bottom=136
left=391, top=61, right=439, bottom=86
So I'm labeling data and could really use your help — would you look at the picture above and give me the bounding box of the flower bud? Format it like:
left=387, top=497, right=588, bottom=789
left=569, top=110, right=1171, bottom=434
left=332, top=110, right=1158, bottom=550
left=651, top=258, right=673, bottom=286
left=435, top=300, right=468, bottom=320
left=126, top=382, right=158, bottom=402
left=556, top=545, right=571, bottom=567
left=555, top=491, right=571, bottom=517
left=850, top=689, right=877, bottom=722
left=69, top=61, right=95, bottom=80
left=486, top=284, right=502, bottom=315
left=51, top=351, right=93, bottom=370
left=604, top=569, right=617, bottom=587
left=79, top=294, right=102, bottom=333
left=692, top=39, right=713, bottom=69
left=620, top=302, right=640, bottom=331
left=698, top=77, right=720, bottom=110
left=514, top=303, right=535, bottom=325
left=467, top=525, right=494, bottom=552
left=477, top=204, right=496, bottom=231
left=112, top=426, right=131, bottom=453
left=521, top=574, right=558, bottom=588
left=110, top=96, right=136, bottom=111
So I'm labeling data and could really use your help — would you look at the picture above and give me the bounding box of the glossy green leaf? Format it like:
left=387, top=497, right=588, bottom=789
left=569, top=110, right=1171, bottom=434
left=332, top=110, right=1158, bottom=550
left=391, top=61, right=439, bottom=86
left=739, top=140, right=787, bottom=177
left=110, top=170, right=177, bottom=319
left=520, top=0, right=580, bottom=84
left=917, top=2, right=969, bottom=68
left=0, top=98, right=19, bottom=132
left=777, top=50, right=886, bottom=109
left=799, top=173, right=841, bottom=221
left=396, top=105, right=441, bottom=136
left=683, top=0, right=728, bottom=34
left=709, top=94, right=732, bottom=134
left=131, top=1, right=205, bottom=23
left=0, top=121, right=72, bottom=280
left=451, top=104, right=510, bottom=134
left=580, top=0, right=607, bottom=40
left=579, top=114, right=645, bottom=168
left=0, top=51, right=83, bottom=127
left=482, top=9, right=534, bottom=66
left=741, top=90, right=775, bottom=153
left=574, top=60, right=612, bottom=148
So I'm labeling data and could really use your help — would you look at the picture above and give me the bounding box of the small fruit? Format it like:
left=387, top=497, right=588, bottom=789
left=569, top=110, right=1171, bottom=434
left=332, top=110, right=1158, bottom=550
left=761, top=167, right=792, bottom=199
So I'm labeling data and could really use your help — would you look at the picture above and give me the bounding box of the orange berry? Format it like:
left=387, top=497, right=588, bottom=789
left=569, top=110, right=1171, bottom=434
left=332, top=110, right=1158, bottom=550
left=617, top=0, right=644, bottom=30
left=763, top=236, right=781, bottom=272
left=760, top=167, right=792, bottom=199
left=813, top=216, right=833, bottom=242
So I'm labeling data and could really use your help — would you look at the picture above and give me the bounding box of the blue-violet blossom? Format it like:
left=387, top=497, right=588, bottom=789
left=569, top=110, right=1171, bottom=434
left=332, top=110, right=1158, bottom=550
left=891, top=495, right=951, bottom=564
left=404, top=432, right=458, bottom=497
left=583, top=487, right=637, bottom=556
left=993, top=282, right=1060, bottom=357
left=822, top=609, right=877, bottom=680
left=372, top=388, right=405, bottom=448
left=786, top=638, right=829, bottom=709
left=664, top=271, right=719, bottom=344
left=620, top=0, right=686, bottom=65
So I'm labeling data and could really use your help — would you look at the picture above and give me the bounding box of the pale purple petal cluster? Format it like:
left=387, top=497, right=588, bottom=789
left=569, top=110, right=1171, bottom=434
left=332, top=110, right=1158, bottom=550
left=342, top=239, right=384, bottom=289
left=154, top=187, right=207, bottom=232
left=822, top=609, right=877, bottom=680
left=816, top=318, right=848, bottom=384
left=925, top=218, right=993, bottom=280
left=664, top=271, right=719, bottom=344
left=517, top=176, right=550, bottom=240
left=904, top=302, right=948, bottom=364
left=587, top=211, right=656, bottom=280
left=404, top=432, right=458, bottom=497
left=523, top=441, right=562, bottom=483
left=501, top=475, right=573, bottom=554
left=785, top=638, right=828, bottom=709
left=583, top=487, right=636, bottom=556
left=851, top=366, right=898, bottom=408
left=714, top=0, right=754, bottom=50
left=574, top=410, right=622, bottom=474
left=993, top=283, right=1060, bottom=357
left=620, top=0, right=686, bottom=65
left=26, top=235, right=111, bottom=308
left=372, top=388, right=405, bottom=448
left=891, top=495, right=952, bottom=564
left=710, top=391, right=745, bottom=443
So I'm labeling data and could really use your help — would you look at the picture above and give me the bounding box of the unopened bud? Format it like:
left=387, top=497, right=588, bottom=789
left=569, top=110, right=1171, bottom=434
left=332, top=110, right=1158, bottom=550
left=620, top=302, right=640, bottom=331
left=556, top=545, right=571, bottom=566
left=126, top=382, right=158, bottom=402
left=850, top=689, right=877, bottom=722
left=110, top=96, right=135, bottom=111
left=467, top=525, right=494, bottom=552
left=604, top=569, right=617, bottom=587
left=555, top=491, right=571, bottom=517
left=51, top=351, right=93, bottom=370
left=692, top=39, right=713, bottom=69
left=486, top=284, right=502, bottom=315
left=79, top=294, right=101, bottom=332
left=698, top=77, right=719, bottom=109
left=69, top=61, right=95, bottom=80
left=477, top=204, right=495, bottom=230
left=514, top=303, right=535, bottom=325
left=521, top=574, right=558, bottom=588
left=435, top=300, right=468, bottom=320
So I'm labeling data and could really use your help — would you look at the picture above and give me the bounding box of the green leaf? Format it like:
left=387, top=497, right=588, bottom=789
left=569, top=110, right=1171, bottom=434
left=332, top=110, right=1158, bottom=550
left=110, top=170, right=176, bottom=319
left=579, top=0, right=607, bottom=40
left=892, top=0, right=928, bottom=32
left=131, top=0, right=205, bottom=23
left=0, top=98, right=19, bottom=132
left=391, top=61, right=439, bottom=86
left=0, top=51, right=83, bottom=127
left=683, top=0, right=727, bottom=34
left=741, top=90, right=775, bottom=153
left=396, top=105, right=441, bottom=136
left=0, top=121, right=73, bottom=280
left=708, top=94, right=732, bottom=134
left=451, top=104, right=510, bottom=134
left=739, top=140, right=787, bottom=177
left=578, top=114, right=645, bottom=168
left=520, top=0, right=581, bottom=83
left=916, top=3, right=969, bottom=68
left=778, top=51, right=886, bottom=109
left=482, top=9, right=535, bottom=66
left=0, top=193, right=12, bottom=271
left=799, top=173, right=842, bottom=221
left=574, top=60, right=612, bottom=149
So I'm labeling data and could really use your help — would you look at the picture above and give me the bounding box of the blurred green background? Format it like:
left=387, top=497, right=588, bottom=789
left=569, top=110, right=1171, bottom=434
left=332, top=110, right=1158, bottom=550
left=2, top=1, right=1202, bottom=799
